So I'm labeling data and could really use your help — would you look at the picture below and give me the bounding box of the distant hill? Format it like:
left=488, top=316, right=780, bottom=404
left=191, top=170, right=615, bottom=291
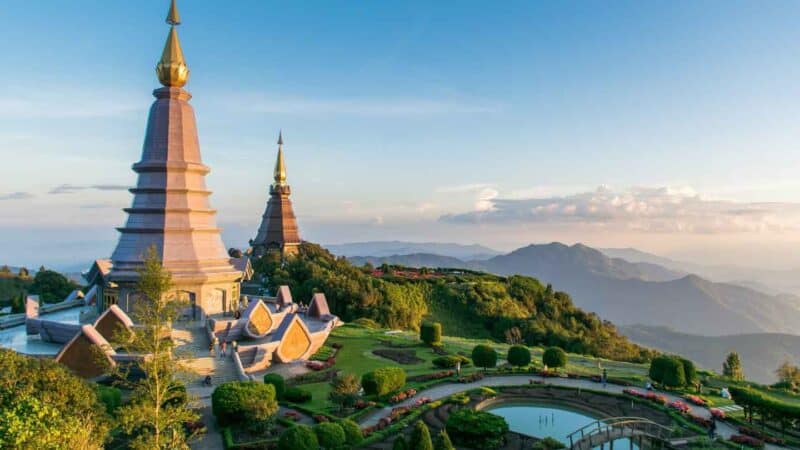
left=620, top=325, right=800, bottom=384
left=601, top=247, right=800, bottom=297
left=348, top=253, right=468, bottom=269
left=326, top=241, right=501, bottom=261
left=343, top=242, right=800, bottom=336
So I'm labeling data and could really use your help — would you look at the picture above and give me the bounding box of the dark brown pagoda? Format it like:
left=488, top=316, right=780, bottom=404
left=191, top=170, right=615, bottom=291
left=251, top=132, right=301, bottom=257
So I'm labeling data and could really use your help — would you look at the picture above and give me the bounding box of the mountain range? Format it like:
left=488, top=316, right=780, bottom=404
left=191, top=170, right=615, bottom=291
left=619, top=325, right=800, bottom=384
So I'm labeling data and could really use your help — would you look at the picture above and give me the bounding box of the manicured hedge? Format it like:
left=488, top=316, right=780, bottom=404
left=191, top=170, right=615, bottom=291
left=212, top=382, right=278, bottom=426
left=446, top=408, right=509, bottom=449
left=314, top=422, right=346, bottom=449
left=362, top=367, right=406, bottom=396
left=263, top=373, right=286, bottom=400
left=278, top=424, right=318, bottom=450
left=284, top=387, right=312, bottom=403
left=420, top=322, right=442, bottom=346
left=649, top=355, right=686, bottom=388
left=339, top=419, right=364, bottom=446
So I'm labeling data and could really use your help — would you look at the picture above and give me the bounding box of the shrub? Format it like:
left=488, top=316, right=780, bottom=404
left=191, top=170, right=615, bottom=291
left=314, top=422, right=346, bottom=449
left=420, top=322, right=442, bottom=346
left=542, top=347, right=567, bottom=370
left=393, top=435, right=407, bottom=450
left=211, top=381, right=278, bottom=426
left=284, top=387, right=313, bottom=403
left=361, top=367, right=406, bottom=396
left=96, top=385, right=121, bottom=414
left=532, top=437, right=566, bottom=450
left=434, top=429, right=455, bottom=450
left=279, top=424, right=318, bottom=450
left=649, top=355, right=686, bottom=388
left=433, top=355, right=470, bottom=369
left=263, top=373, right=286, bottom=400
left=352, top=317, right=380, bottom=329
left=446, top=408, right=509, bottom=449
left=471, top=344, right=498, bottom=370
left=410, top=420, right=434, bottom=450
left=507, top=345, right=532, bottom=368
left=680, top=357, right=696, bottom=384
left=339, top=419, right=363, bottom=446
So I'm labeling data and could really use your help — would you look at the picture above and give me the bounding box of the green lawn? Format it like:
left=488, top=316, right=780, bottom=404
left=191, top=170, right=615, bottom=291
left=291, top=323, right=651, bottom=414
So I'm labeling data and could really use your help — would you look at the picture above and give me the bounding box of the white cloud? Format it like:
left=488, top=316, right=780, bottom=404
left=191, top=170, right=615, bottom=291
left=0, top=192, right=33, bottom=201
left=0, top=89, right=140, bottom=119
left=440, top=185, right=800, bottom=234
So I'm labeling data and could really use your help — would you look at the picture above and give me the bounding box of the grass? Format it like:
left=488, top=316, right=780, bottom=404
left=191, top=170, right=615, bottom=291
left=292, top=323, right=651, bottom=415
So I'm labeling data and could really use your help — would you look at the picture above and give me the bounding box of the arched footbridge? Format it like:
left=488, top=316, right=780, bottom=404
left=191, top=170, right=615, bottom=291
left=567, top=416, right=690, bottom=450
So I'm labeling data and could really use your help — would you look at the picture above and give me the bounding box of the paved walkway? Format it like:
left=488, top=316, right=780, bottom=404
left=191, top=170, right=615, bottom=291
left=358, top=374, right=784, bottom=450
left=172, top=321, right=238, bottom=450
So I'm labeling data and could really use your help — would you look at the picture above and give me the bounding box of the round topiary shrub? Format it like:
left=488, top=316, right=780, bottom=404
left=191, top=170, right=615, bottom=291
left=314, top=422, right=346, bottom=449
left=212, top=381, right=278, bottom=426
left=361, top=367, right=406, bottom=396
left=420, top=322, right=442, bottom=346
left=507, top=345, right=532, bottom=368
left=471, top=344, right=498, bottom=370
left=263, top=373, right=286, bottom=400
left=339, top=419, right=363, bottom=446
left=446, top=408, right=509, bottom=449
left=284, top=386, right=313, bottom=403
left=542, top=346, right=567, bottom=371
left=279, top=424, right=318, bottom=450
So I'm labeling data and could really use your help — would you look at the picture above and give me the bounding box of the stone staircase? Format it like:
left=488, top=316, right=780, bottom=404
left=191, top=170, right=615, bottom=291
left=172, top=322, right=239, bottom=394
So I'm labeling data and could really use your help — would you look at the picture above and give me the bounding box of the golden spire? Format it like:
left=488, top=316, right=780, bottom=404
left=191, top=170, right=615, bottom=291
left=156, top=0, right=189, bottom=88
left=274, top=131, right=287, bottom=186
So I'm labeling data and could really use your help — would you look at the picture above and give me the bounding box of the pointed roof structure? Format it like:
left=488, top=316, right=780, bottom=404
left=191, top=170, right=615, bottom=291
left=251, top=132, right=301, bottom=257
left=55, top=325, right=116, bottom=379
left=308, top=293, right=331, bottom=319
left=109, top=0, right=240, bottom=289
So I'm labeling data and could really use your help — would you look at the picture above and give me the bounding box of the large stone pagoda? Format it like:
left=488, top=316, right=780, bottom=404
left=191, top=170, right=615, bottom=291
left=251, top=133, right=302, bottom=257
left=105, top=0, right=243, bottom=318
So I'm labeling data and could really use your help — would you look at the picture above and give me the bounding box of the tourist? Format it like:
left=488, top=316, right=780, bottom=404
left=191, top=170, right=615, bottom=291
left=232, top=340, right=238, bottom=353
left=220, top=340, right=227, bottom=358
left=208, top=341, right=214, bottom=356
left=708, top=417, right=716, bottom=439
left=234, top=309, right=241, bottom=320
left=203, top=375, right=212, bottom=386
left=602, top=368, right=608, bottom=388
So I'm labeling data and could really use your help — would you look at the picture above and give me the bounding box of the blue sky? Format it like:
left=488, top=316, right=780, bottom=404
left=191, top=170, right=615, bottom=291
left=3, top=1, right=800, bottom=269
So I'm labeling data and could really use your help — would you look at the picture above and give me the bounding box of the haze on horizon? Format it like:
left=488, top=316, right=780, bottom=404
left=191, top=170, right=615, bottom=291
left=3, top=1, right=800, bottom=270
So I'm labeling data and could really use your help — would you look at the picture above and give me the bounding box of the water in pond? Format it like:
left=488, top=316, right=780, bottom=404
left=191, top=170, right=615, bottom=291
left=0, top=307, right=82, bottom=355
left=486, top=403, right=640, bottom=450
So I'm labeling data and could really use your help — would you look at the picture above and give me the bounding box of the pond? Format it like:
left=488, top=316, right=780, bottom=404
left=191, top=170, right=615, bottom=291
left=0, top=307, right=82, bottom=355
left=485, top=402, right=640, bottom=450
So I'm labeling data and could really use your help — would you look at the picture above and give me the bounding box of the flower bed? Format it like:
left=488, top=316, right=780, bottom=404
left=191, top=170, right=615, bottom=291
left=683, top=394, right=710, bottom=407
left=738, top=426, right=786, bottom=446
left=730, top=434, right=765, bottom=448
left=668, top=400, right=690, bottom=414
left=709, top=408, right=726, bottom=419
left=372, top=348, right=424, bottom=365
left=389, top=388, right=418, bottom=404
left=457, top=372, right=484, bottom=383
left=622, top=389, right=668, bottom=405
left=306, top=356, right=336, bottom=371
left=408, top=370, right=455, bottom=382
left=688, top=414, right=711, bottom=428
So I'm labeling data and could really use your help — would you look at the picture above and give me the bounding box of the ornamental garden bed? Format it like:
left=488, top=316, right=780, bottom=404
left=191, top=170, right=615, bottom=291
left=372, top=348, right=424, bottom=365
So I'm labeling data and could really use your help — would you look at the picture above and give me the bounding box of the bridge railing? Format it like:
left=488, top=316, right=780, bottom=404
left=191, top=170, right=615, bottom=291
left=566, top=416, right=674, bottom=449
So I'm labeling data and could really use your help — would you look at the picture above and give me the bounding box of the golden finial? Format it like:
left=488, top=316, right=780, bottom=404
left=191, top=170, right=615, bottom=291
left=166, top=0, right=181, bottom=25
left=156, top=0, right=189, bottom=87
left=274, top=131, right=287, bottom=186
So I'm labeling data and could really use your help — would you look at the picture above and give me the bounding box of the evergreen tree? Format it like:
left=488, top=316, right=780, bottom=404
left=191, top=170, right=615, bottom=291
left=434, top=429, right=455, bottom=450
left=723, top=352, right=745, bottom=381
left=409, top=421, right=434, bottom=450
left=112, top=246, right=199, bottom=449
